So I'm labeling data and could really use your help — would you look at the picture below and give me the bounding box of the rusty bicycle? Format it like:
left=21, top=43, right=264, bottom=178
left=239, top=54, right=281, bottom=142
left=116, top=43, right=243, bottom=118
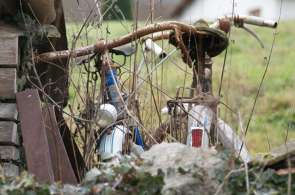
left=36, top=15, right=277, bottom=164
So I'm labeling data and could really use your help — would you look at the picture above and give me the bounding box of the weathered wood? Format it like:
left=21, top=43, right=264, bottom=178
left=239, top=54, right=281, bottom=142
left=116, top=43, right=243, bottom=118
left=0, top=23, right=21, bottom=178
left=0, top=37, right=18, bottom=66
left=0, top=22, right=23, bottom=67
left=0, top=22, right=24, bottom=37
left=0, top=121, right=18, bottom=145
left=0, top=163, right=19, bottom=177
left=0, top=103, right=17, bottom=121
left=0, top=68, right=17, bottom=99
left=42, top=105, right=77, bottom=184
left=0, top=146, right=19, bottom=160
left=264, top=140, right=295, bottom=168
left=276, top=168, right=295, bottom=175
left=16, top=89, right=55, bottom=183
left=56, top=110, right=86, bottom=182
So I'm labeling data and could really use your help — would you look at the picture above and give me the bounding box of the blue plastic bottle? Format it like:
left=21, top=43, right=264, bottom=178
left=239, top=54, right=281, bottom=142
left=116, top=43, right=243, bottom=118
left=134, top=127, right=144, bottom=149
left=105, top=69, right=123, bottom=112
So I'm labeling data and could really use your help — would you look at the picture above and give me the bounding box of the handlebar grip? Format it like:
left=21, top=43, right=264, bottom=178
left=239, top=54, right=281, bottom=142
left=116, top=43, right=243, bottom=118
left=144, top=38, right=167, bottom=59
left=236, top=15, right=277, bottom=28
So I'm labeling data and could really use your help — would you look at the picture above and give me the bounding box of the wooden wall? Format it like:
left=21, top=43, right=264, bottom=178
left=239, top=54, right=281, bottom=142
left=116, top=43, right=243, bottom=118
left=0, top=23, right=22, bottom=177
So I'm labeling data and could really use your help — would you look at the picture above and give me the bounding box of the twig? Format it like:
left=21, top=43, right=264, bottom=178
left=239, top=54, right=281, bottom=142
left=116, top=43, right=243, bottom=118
left=244, top=161, right=250, bottom=195
left=287, top=156, right=292, bottom=195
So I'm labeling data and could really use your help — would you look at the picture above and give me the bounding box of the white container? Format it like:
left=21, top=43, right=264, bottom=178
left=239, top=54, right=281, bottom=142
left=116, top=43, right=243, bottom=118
left=98, top=125, right=128, bottom=161
left=96, top=104, right=117, bottom=128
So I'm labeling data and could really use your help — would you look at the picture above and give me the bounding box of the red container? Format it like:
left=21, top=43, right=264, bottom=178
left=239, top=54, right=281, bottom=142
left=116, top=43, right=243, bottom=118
left=192, top=128, right=203, bottom=147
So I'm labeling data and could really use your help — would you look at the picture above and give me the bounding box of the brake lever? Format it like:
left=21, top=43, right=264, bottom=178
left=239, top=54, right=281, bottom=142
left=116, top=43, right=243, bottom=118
left=241, top=26, right=265, bottom=48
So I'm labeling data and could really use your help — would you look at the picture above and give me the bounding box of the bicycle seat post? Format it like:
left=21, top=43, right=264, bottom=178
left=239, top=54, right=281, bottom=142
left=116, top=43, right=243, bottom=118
left=193, top=36, right=218, bottom=145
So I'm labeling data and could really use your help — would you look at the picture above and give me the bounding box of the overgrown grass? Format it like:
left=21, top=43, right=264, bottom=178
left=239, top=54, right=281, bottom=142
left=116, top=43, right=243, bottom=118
left=66, top=21, right=295, bottom=154
left=213, top=22, right=295, bottom=155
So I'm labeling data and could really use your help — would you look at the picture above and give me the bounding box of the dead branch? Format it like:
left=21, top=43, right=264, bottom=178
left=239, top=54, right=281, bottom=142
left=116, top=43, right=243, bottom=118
left=35, top=21, right=205, bottom=63
left=147, top=31, right=171, bottom=42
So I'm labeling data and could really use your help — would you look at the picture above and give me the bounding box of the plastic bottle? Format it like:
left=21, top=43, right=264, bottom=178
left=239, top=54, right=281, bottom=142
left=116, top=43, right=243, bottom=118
left=105, top=69, right=123, bottom=113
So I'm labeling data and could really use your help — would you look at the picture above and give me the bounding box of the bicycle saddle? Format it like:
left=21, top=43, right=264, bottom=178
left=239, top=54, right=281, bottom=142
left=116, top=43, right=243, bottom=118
left=110, top=43, right=136, bottom=56
left=169, top=20, right=228, bottom=63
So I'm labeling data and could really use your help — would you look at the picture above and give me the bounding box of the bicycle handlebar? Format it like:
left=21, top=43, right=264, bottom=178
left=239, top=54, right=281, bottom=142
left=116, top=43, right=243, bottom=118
left=238, top=15, right=277, bottom=28
left=210, top=15, right=277, bottom=30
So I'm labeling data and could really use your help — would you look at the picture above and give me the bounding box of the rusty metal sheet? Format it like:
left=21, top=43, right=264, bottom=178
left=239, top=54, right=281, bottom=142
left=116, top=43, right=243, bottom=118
left=16, top=89, right=55, bottom=183
left=42, top=105, right=77, bottom=184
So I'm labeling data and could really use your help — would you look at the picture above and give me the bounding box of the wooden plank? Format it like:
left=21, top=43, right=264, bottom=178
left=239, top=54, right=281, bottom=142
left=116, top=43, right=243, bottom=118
left=0, top=163, right=19, bottom=177
left=0, top=37, right=18, bottom=66
left=0, top=103, right=17, bottom=121
left=56, top=111, right=86, bottom=182
left=0, top=146, right=19, bottom=160
left=264, top=140, right=295, bottom=168
left=0, top=68, right=16, bottom=99
left=42, top=105, right=77, bottom=184
left=0, top=121, right=18, bottom=145
left=0, top=22, right=24, bottom=37
left=16, top=89, right=55, bottom=183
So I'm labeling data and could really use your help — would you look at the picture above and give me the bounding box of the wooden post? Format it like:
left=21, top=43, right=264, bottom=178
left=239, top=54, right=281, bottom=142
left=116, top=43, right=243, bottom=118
left=42, top=105, right=77, bottom=184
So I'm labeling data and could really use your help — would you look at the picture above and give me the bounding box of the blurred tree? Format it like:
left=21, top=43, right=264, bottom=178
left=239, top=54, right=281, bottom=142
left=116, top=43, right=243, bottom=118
left=103, top=0, right=133, bottom=20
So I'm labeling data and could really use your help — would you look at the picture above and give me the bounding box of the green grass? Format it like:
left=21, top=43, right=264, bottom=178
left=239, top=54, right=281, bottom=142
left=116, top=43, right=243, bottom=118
left=66, top=21, right=295, bottom=154
left=211, top=22, right=295, bottom=155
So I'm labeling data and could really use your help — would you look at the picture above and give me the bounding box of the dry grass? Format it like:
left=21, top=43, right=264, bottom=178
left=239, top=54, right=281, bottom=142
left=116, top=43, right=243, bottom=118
left=65, top=20, right=295, bottom=154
